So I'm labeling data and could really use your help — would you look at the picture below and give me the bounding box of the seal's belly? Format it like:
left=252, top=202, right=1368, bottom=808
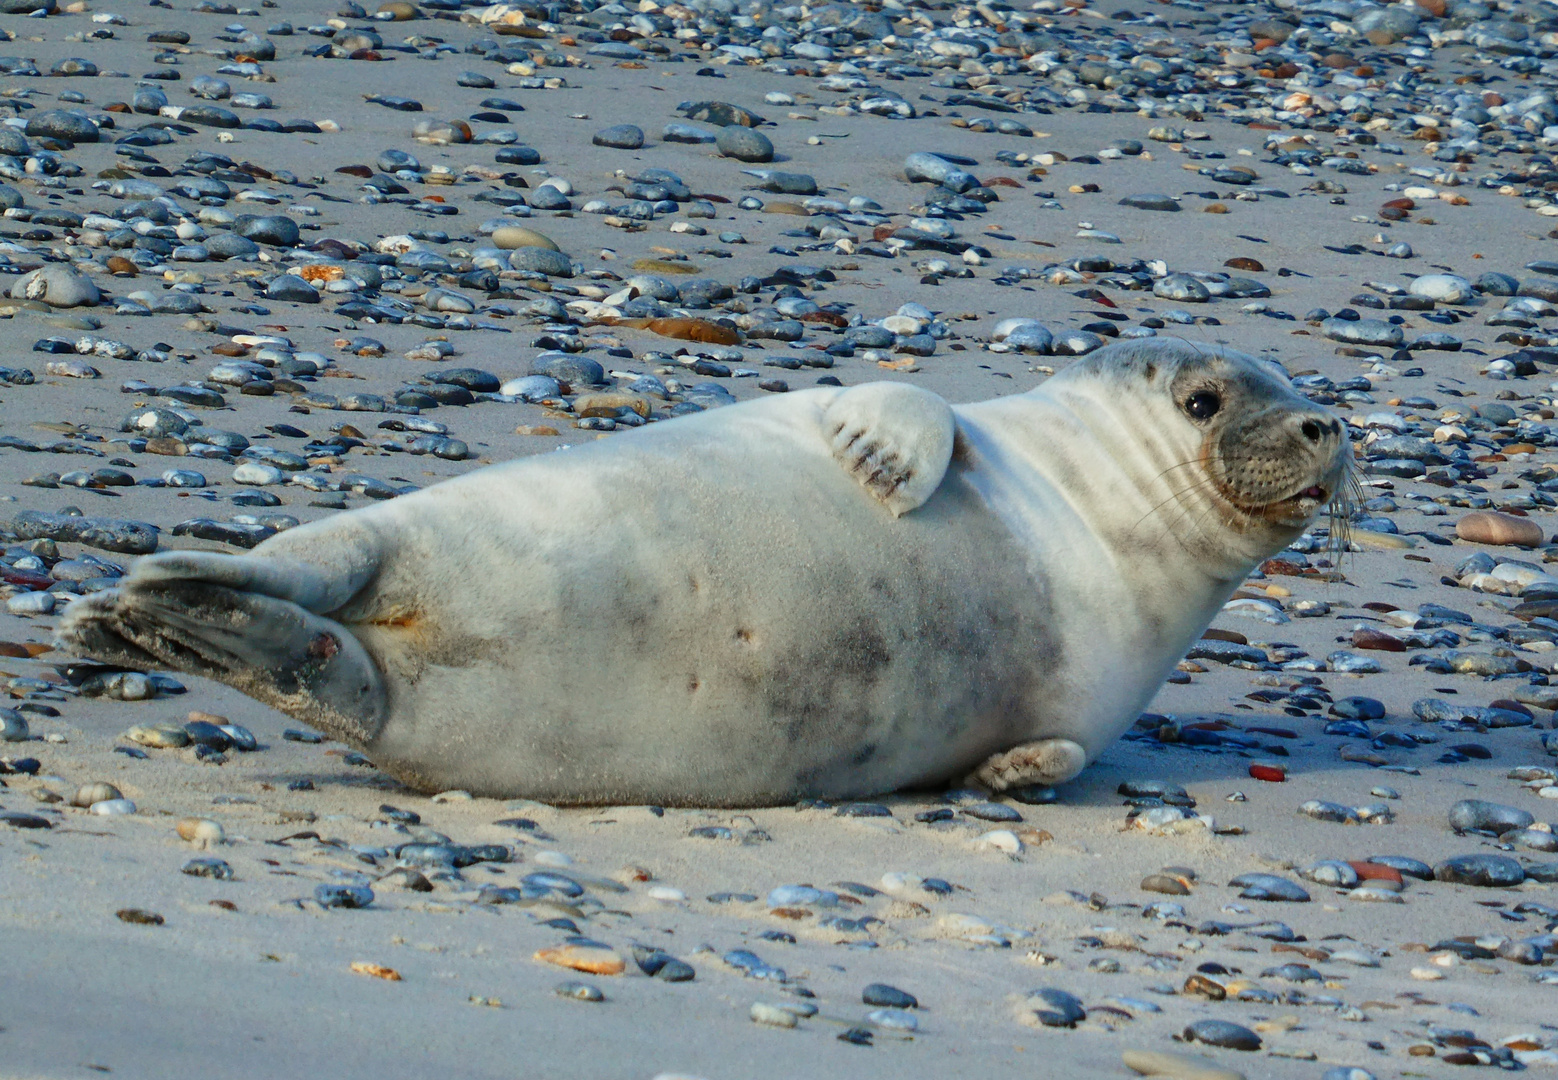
left=343, top=406, right=1082, bottom=805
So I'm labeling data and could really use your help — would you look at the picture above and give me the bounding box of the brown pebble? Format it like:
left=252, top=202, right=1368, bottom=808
left=1456, top=511, right=1544, bottom=547
left=1183, top=973, right=1226, bottom=1000
left=1204, top=203, right=1228, bottom=214
left=1352, top=628, right=1406, bottom=652
left=1224, top=257, right=1264, bottom=272
left=534, top=944, right=626, bottom=975
left=105, top=256, right=138, bottom=276
left=1141, top=873, right=1190, bottom=895
left=116, top=908, right=164, bottom=925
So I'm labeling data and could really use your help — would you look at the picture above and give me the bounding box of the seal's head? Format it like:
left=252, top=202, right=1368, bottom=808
left=1046, top=338, right=1353, bottom=571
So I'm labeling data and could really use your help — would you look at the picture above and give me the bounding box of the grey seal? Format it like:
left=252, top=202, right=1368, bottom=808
left=58, top=338, right=1350, bottom=806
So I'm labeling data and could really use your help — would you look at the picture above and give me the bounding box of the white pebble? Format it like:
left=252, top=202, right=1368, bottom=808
left=974, top=829, right=1024, bottom=854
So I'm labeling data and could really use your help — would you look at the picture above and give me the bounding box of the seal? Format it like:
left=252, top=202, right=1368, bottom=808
left=58, top=338, right=1350, bottom=806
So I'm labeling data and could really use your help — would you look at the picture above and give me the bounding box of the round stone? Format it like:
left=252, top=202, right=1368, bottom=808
left=9, top=266, right=100, bottom=308
left=592, top=124, right=645, bottom=150
left=716, top=125, right=774, bottom=163
left=235, top=215, right=300, bottom=247
left=265, top=274, right=320, bottom=303
left=508, top=247, right=574, bottom=277
left=25, top=109, right=98, bottom=143
left=1153, top=274, right=1210, bottom=302
left=205, top=233, right=261, bottom=260
left=530, top=354, right=604, bottom=386
left=1408, top=273, right=1474, bottom=303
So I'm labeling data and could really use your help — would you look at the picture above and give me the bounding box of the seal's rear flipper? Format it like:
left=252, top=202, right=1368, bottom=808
left=969, top=738, right=1086, bottom=791
left=823, top=383, right=955, bottom=517
left=58, top=571, right=388, bottom=747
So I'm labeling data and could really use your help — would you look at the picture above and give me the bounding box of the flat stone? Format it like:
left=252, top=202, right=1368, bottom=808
left=1228, top=873, right=1310, bottom=902
left=1321, top=317, right=1404, bottom=346
left=1435, top=853, right=1525, bottom=887
left=533, top=944, right=625, bottom=975
left=1122, top=1049, right=1246, bottom=1080
left=489, top=226, right=559, bottom=251
left=1182, top=1019, right=1261, bottom=1051
left=1120, top=193, right=1180, bottom=211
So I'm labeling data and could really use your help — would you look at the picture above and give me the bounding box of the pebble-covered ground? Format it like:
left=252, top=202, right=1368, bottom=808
left=12, top=0, right=1558, bottom=1077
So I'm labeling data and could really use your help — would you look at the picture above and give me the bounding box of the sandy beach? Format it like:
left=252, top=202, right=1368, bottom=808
left=6, top=0, right=1558, bottom=1077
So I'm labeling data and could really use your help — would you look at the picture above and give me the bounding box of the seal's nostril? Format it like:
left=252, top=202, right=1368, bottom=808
left=1300, top=420, right=1322, bottom=443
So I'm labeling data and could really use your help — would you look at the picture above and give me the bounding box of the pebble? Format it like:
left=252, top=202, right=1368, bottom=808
left=553, top=980, right=604, bottom=1002
left=1449, top=799, right=1534, bottom=835
left=1409, top=274, right=1475, bottom=304
left=716, top=126, right=774, bottom=163
left=176, top=818, right=225, bottom=847
left=593, top=125, right=645, bottom=151
left=1457, top=512, right=1545, bottom=548
left=10, top=267, right=100, bottom=309
left=1122, top=1050, right=1245, bottom=1080
left=0, top=712, right=27, bottom=742
left=1181, top=1020, right=1261, bottom=1052
left=862, top=983, right=917, bottom=1009
left=749, top=1002, right=797, bottom=1028
left=1228, top=874, right=1310, bottom=902
left=534, top=944, right=625, bottom=976
left=1435, top=854, right=1526, bottom=888
left=315, top=884, right=374, bottom=909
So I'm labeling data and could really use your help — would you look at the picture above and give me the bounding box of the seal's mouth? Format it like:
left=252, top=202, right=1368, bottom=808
left=1252, top=483, right=1332, bottom=524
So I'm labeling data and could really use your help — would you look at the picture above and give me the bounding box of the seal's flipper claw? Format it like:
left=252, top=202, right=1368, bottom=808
left=57, top=577, right=388, bottom=747
left=970, top=738, right=1087, bottom=790
left=823, top=382, right=955, bottom=517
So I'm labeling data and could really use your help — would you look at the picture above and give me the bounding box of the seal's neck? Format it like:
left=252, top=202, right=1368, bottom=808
left=961, top=385, right=1289, bottom=587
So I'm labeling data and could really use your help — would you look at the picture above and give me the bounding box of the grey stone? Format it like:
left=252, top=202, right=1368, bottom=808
left=716, top=125, right=774, bottom=162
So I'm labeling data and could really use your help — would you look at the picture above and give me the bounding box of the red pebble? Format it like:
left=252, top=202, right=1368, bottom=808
left=1349, top=862, right=1404, bottom=885
left=1248, top=764, right=1287, bottom=783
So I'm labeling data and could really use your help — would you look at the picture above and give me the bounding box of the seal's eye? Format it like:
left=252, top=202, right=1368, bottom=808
left=1185, top=390, right=1221, bottom=420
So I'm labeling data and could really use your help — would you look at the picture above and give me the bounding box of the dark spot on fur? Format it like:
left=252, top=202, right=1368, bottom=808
left=308, top=632, right=340, bottom=660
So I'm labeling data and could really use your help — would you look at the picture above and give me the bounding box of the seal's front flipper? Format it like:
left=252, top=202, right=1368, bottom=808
left=970, top=738, right=1087, bottom=790
left=58, top=571, right=387, bottom=747
left=823, top=382, right=956, bottom=517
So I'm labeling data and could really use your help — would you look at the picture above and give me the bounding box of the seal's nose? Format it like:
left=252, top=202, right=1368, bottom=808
left=1298, top=417, right=1342, bottom=444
